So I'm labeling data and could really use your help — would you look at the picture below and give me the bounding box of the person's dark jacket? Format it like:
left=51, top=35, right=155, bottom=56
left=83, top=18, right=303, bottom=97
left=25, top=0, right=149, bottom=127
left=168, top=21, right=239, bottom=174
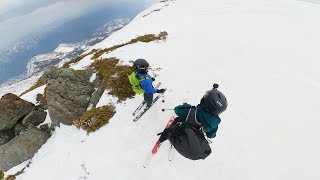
left=174, top=103, right=221, bottom=138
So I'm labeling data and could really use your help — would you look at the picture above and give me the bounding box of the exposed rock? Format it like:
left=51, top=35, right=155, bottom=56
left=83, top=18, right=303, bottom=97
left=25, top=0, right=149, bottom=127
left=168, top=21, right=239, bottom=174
left=43, top=67, right=94, bottom=125
left=0, top=128, right=15, bottom=146
left=0, top=128, right=50, bottom=172
left=13, top=123, right=26, bottom=136
left=39, top=124, right=53, bottom=134
left=92, top=74, right=101, bottom=88
left=89, top=76, right=104, bottom=108
left=36, top=93, right=48, bottom=109
left=90, top=87, right=104, bottom=108
left=22, top=106, right=47, bottom=126
left=0, top=93, right=35, bottom=131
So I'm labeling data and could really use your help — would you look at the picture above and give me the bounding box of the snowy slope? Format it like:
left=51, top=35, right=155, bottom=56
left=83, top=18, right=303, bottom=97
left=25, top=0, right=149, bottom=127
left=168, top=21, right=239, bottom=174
left=3, top=0, right=320, bottom=179
left=0, top=73, right=43, bottom=97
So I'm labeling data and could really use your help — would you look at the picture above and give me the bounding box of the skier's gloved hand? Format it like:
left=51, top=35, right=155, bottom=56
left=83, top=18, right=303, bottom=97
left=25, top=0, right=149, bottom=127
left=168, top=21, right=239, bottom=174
left=157, top=89, right=166, bottom=93
left=151, top=77, right=155, bottom=81
left=157, top=128, right=171, bottom=143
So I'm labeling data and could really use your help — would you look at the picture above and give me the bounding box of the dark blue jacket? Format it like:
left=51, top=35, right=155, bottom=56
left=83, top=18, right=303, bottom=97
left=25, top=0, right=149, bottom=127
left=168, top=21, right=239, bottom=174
left=174, top=103, right=221, bottom=138
left=137, top=73, right=157, bottom=94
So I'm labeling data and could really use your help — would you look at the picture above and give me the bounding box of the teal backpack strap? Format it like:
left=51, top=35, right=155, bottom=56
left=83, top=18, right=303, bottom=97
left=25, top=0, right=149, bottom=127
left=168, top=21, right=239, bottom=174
left=185, top=107, right=202, bottom=128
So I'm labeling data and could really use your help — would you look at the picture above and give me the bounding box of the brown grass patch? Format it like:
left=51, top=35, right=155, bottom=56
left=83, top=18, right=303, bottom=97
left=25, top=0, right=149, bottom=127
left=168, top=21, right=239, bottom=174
left=91, top=31, right=168, bottom=59
left=91, top=58, right=135, bottom=102
left=73, top=105, right=116, bottom=133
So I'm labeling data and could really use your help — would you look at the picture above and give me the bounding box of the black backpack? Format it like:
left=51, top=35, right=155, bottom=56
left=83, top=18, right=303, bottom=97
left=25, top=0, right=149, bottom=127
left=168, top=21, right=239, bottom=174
left=169, top=107, right=211, bottom=160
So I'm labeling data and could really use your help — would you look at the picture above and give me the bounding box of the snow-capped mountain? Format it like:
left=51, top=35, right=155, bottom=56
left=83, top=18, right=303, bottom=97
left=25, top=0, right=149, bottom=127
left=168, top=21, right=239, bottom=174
left=26, top=45, right=73, bottom=77
left=0, top=19, right=129, bottom=96
left=26, top=19, right=129, bottom=77
left=1, top=0, right=320, bottom=180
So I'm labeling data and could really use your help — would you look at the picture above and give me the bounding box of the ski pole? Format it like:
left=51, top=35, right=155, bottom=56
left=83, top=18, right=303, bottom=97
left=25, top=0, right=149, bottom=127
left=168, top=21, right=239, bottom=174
left=161, top=93, right=165, bottom=103
left=162, top=108, right=174, bottom=112
left=162, top=105, right=196, bottom=112
left=161, top=90, right=166, bottom=103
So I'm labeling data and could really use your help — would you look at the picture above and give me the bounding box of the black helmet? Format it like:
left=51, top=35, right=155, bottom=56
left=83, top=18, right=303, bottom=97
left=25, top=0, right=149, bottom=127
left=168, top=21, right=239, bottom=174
left=133, top=59, right=149, bottom=74
left=200, top=84, right=227, bottom=115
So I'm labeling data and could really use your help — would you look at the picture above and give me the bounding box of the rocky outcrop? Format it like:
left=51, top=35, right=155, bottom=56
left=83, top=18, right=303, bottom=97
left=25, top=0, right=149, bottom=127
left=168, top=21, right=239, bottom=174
left=0, top=93, right=35, bottom=131
left=0, top=128, right=15, bottom=146
left=22, top=106, right=47, bottom=127
left=0, top=128, right=50, bottom=172
left=0, top=94, right=51, bottom=171
left=90, top=87, right=104, bottom=108
left=90, top=77, right=104, bottom=108
left=43, top=67, right=94, bottom=125
left=13, top=123, right=26, bottom=136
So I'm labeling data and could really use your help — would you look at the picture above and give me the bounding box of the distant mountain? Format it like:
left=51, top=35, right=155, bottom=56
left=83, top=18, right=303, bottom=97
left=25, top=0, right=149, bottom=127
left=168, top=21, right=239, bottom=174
left=26, top=19, right=129, bottom=77
left=0, top=18, right=129, bottom=96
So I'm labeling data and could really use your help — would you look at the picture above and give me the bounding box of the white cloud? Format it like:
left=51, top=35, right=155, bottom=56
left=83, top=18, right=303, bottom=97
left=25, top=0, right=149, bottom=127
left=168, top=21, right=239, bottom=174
left=0, top=0, right=154, bottom=49
left=0, top=0, right=57, bottom=18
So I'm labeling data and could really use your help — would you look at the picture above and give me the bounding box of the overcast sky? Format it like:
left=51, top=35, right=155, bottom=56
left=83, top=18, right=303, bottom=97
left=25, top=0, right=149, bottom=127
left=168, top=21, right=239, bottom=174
left=0, top=0, right=157, bottom=51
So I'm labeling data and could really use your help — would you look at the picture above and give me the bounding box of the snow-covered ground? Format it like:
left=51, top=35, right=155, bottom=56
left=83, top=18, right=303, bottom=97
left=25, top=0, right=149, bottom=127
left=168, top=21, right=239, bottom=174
left=2, top=0, right=320, bottom=179
left=54, top=44, right=77, bottom=53
left=0, top=73, right=43, bottom=97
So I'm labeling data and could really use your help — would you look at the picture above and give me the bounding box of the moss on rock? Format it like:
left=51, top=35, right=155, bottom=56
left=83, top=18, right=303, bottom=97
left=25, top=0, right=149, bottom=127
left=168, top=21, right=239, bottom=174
left=91, top=58, right=135, bottom=102
left=74, top=105, right=116, bottom=133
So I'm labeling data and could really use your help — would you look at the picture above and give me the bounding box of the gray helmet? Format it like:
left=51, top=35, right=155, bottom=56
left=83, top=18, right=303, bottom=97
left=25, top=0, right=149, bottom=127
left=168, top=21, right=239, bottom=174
left=200, top=84, right=227, bottom=115
left=133, top=59, right=149, bottom=73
